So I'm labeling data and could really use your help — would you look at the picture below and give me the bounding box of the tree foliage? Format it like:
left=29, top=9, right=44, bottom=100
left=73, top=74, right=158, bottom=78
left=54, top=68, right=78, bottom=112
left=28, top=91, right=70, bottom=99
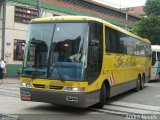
left=144, top=0, right=160, bottom=16
left=132, top=0, right=160, bottom=45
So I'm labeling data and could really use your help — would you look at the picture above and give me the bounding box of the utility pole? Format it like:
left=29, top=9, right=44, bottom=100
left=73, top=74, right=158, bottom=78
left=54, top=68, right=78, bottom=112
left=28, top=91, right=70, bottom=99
left=125, top=8, right=130, bottom=30
left=2, top=0, right=6, bottom=59
left=37, top=0, right=40, bottom=17
left=125, top=10, right=128, bottom=30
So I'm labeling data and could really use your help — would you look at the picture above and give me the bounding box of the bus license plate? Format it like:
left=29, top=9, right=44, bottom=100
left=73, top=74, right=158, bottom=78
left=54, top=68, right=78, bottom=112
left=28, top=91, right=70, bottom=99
left=21, top=96, right=31, bottom=101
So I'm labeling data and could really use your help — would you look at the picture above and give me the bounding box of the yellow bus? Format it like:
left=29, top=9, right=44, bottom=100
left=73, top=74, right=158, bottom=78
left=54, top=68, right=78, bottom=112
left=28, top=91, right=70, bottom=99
left=20, top=16, right=151, bottom=108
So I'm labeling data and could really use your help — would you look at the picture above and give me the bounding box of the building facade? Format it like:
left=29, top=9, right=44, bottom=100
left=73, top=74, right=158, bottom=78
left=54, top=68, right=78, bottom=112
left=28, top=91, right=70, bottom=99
left=1, top=0, right=141, bottom=77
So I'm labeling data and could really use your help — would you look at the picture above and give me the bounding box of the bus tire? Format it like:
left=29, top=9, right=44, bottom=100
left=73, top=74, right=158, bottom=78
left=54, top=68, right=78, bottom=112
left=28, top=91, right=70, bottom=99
left=135, top=76, right=141, bottom=92
left=95, top=84, right=106, bottom=108
left=140, top=75, right=145, bottom=90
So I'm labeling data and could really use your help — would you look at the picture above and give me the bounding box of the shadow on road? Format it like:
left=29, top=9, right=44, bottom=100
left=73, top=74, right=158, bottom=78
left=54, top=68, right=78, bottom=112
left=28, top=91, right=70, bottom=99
left=24, top=104, right=93, bottom=114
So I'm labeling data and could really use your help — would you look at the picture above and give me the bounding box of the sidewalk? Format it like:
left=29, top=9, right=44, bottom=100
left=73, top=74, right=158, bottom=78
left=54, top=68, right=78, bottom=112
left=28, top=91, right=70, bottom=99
left=0, top=77, right=20, bottom=84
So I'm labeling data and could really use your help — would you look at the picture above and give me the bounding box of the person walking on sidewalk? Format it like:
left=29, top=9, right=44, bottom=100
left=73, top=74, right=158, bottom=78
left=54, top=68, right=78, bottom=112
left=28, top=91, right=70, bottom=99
left=0, top=58, right=6, bottom=83
left=3, top=61, right=7, bottom=78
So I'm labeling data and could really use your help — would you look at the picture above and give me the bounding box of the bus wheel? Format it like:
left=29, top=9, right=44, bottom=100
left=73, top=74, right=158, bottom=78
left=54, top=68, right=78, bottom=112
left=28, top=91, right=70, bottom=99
left=95, top=84, right=106, bottom=108
left=135, top=76, right=140, bottom=92
left=140, top=75, right=145, bottom=90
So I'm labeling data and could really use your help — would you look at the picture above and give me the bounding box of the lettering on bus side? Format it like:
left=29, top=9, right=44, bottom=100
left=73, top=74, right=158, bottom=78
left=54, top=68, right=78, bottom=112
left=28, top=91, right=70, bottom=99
left=114, top=55, right=136, bottom=68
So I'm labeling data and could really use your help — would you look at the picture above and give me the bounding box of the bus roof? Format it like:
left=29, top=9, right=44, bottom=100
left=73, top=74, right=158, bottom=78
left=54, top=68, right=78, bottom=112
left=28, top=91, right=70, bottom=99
left=31, top=16, right=150, bottom=43
left=151, top=45, right=160, bottom=52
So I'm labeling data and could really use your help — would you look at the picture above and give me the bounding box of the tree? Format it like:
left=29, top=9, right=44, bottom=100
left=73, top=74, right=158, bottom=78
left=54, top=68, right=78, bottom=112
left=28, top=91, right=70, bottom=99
left=144, top=0, right=160, bottom=16
left=131, top=0, right=160, bottom=45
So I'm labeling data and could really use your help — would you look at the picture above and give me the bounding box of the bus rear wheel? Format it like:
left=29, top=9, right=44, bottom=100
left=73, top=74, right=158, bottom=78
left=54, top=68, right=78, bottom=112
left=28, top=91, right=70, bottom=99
left=140, top=75, right=145, bottom=90
left=135, top=76, right=141, bottom=92
left=95, top=84, right=106, bottom=108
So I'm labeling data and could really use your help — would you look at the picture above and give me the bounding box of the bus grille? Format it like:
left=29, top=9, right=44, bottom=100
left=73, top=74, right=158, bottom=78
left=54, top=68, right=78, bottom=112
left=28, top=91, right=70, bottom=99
left=33, top=84, right=45, bottom=88
left=49, top=85, right=63, bottom=90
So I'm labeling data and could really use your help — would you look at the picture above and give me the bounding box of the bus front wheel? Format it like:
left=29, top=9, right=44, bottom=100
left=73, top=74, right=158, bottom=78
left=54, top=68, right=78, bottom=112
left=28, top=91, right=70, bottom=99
left=95, top=84, right=106, bottom=108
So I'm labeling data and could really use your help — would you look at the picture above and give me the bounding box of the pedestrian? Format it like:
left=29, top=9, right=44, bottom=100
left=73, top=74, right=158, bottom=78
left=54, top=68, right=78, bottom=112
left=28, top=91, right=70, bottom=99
left=0, top=58, right=6, bottom=83
left=3, top=61, right=7, bottom=79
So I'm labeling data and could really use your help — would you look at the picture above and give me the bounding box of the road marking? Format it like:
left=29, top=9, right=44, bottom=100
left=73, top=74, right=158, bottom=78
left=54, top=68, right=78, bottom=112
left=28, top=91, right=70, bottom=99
left=104, top=105, right=160, bottom=114
left=0, top=88, right=20, bottom=98
left=92, top=108, right=126, bottom=115
left=110, top=101, right=160, bottom=112
left=155, top=95, right=160, bottom=98
left=92, top=101, right=160, bottom=115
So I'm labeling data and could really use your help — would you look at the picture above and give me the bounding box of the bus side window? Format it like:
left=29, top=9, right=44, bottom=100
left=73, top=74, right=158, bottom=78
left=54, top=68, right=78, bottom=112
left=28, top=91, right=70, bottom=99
left=106, top=27, right=120, bottom=53
left=152, top=52, right=156, bottom=66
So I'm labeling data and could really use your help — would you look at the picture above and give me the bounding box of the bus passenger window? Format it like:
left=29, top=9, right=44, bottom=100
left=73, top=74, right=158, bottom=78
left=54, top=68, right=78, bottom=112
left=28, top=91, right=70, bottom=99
left=106, top=27, right=120, bottom=53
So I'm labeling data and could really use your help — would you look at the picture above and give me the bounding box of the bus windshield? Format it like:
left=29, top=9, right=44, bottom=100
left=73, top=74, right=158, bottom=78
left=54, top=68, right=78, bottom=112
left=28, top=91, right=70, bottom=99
left=22, top=22, right=89, bottom=81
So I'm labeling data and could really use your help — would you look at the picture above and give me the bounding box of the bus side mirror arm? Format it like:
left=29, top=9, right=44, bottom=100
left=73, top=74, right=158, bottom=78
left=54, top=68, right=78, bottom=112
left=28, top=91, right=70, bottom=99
left=91, top=39, right=99, bottom=46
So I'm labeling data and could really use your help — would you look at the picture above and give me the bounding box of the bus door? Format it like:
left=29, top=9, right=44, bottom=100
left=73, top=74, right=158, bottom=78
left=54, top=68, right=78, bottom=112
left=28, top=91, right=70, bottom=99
left=87, top=22, right=103, bottom=84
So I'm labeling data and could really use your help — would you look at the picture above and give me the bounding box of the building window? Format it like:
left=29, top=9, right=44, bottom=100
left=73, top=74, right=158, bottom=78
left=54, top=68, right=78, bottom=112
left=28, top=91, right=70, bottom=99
left=14, top=39, right=25, bottom=61
left=14, top=6, right=38, bottom=24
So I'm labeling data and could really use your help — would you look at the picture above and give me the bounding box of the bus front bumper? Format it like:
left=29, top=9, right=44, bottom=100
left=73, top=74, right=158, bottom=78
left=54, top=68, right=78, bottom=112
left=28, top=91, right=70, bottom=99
left=20, top=87, right=99, bottom=108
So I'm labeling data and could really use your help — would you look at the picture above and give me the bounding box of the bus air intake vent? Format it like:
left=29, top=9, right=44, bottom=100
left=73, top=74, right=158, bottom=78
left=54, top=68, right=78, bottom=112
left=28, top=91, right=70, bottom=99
left=33, top=84, right=45, bottom=88
left=49, top=85, right=63, bottom=90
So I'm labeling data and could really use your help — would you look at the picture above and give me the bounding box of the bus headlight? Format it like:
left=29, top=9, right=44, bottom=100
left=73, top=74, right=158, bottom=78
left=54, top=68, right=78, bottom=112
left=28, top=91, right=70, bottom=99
left=64, top=87, right=86, bottom=92
left=21, top=82, right=32, bottom=88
